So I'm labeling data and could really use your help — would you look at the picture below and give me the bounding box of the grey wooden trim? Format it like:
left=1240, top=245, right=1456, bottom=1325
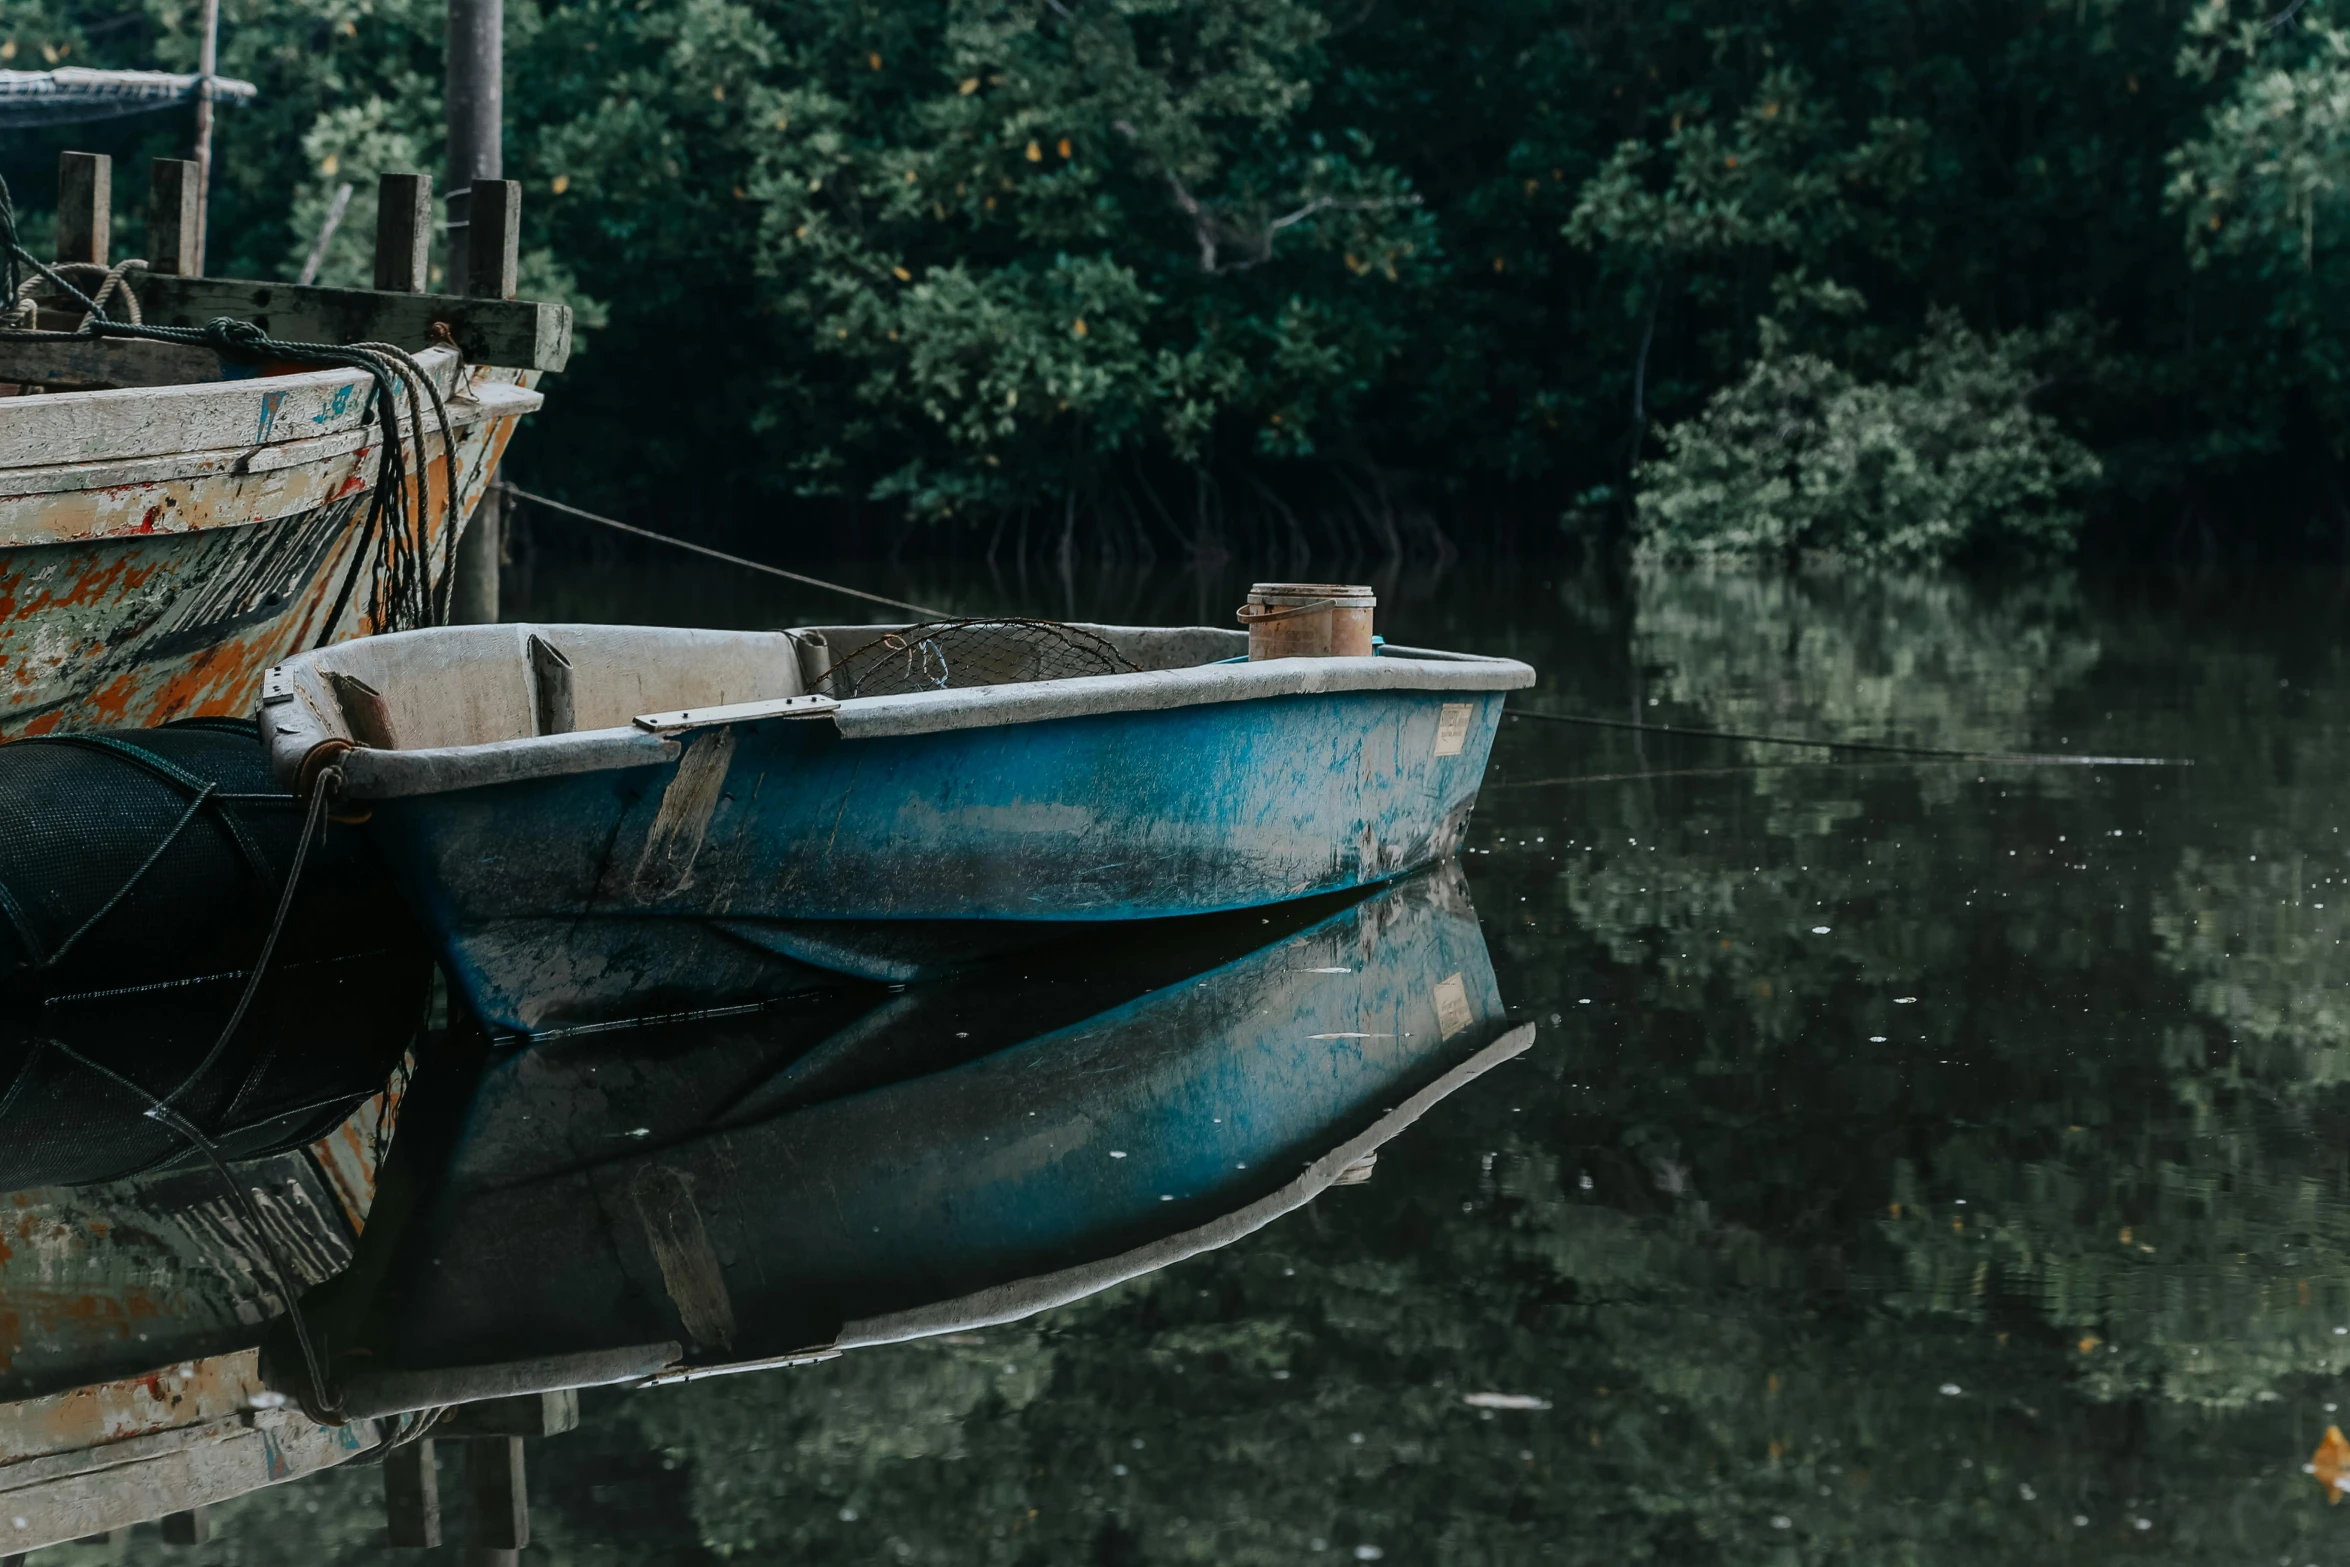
left=337, top=729, right=681, bottom=799
left=134, top=275, right=571, bottom=372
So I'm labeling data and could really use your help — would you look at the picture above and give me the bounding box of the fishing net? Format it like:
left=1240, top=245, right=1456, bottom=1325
left=814, top=619, right=1137, bottom=701
left=0, top=719, right=430, bottom=1189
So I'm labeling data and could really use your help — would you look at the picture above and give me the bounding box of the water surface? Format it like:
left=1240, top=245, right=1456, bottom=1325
left=49, top=560, right=2350, bottom=1563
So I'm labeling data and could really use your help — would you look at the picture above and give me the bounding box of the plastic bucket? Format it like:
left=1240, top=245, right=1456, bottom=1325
left=1237, top=582, right=1377, bottom=660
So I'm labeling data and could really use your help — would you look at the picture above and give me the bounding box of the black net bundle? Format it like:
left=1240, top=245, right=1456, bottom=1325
left=814, top=620, right=1137, bottom=701
left=0, top=719, right=431, bottom=1189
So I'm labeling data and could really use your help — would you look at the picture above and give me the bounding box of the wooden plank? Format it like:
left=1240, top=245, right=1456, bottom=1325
left=0, top=335, right=227, bottom=390
left=374, top=173, right=432, bottom=294
left=149, top=160, right=200, bottom=276
left=56, top=152, right=109, bottom=266
left=466, top=1438, right=528, bottom=1551
left=133, top=274, right=570, bottom=372
left=467, top=179, right=520, bottom=300
left=0, top=345, right=527, bottom=477
left=0, top=357, right=391, bottom=469
left=0, top=1409, right=374, bottom=1551
left=382, top=1441, right=440, bottom=1548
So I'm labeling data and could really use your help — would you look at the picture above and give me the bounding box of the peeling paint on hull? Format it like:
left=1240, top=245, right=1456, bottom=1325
left=374, top=688, right=1505, bottom=1035
left=0, top=388, right=528, bottom=738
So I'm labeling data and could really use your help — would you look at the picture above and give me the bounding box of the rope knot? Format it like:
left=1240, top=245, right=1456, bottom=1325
left=202, top=316, right=271, bottom=360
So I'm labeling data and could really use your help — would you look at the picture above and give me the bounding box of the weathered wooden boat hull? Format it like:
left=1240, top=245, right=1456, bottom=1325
left=333, top=863, right=1528, bottom=1379
left=264, top=621, right=1533, bottom=1036
left=0, top=352, right=537, bottom=738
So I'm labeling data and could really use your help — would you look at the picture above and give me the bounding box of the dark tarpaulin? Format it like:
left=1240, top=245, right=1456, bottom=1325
left=0, top=67, right=255, bottom=128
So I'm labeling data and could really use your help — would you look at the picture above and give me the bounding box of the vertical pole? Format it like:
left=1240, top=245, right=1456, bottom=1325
left=447, top=0, right=504, bottom=625
left=444, top=0, right=502, bottom=296
left=466, top=1437, right=529, bottom=1552
left=55, top=152, right=109, bottom=266
left=383, top=1439, right=441, bottom=1548
left=465, top=179, right=520, bottom=300
left=373, top=173, right=433, bottom=293
left=149, top=159, right=201, bottom=275
left=191, top=0, right=219, bottom=274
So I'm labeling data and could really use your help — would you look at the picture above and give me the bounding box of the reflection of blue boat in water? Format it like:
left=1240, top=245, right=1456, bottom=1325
left=260, top=619, right=1533, bottom=1035
left=0, top=863, right=1520, bottom=1547
left=319, top=861, right=1527, bottom=1403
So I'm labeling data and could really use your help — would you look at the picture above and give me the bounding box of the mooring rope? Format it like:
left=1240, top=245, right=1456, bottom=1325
left=1503, top=708, right=2189, bottom=767
left=498, top=481, right=950, bottom=619
left=45, top=1033, right=347, bottom=1422
left=0, top=175, right=453, bottom=638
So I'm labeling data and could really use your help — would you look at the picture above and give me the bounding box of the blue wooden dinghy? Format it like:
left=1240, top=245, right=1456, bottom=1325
left=260, top=618, right=1533, bottom=1036
left=301, top=863, right=1531, bottom=1402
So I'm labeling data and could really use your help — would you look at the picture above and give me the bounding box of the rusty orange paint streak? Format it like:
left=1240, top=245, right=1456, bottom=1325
left=0, top=410, right=522, bottom=739
left=0, top=1288, right=167, bottom=1375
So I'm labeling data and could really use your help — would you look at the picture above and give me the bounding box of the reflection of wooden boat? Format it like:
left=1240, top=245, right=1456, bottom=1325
left=262, top=620, right=1534, bottom=1035
left=0, top=159, right=571, bottom=739
left=0, top=1050, right=408, bottom=1550
left=318, top=863, right=1528, bottom=1393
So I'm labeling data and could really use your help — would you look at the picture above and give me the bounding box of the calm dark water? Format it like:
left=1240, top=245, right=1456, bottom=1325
left=71, top=560, right=2350, bottom=1562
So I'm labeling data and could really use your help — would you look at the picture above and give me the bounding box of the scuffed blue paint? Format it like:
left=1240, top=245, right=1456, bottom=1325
left=310, top=382, right=355, bottom=426
left=366, top=688, right=1507, bottom=1035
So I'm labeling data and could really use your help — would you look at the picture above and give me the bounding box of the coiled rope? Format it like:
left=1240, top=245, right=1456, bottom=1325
left=0, top=174, right=457, bottom=638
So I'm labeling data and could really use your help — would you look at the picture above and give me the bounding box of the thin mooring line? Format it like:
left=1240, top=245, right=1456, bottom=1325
left=1504, top=708, right=2188, bottom=767
left=498, top=482, right=950, bottom=619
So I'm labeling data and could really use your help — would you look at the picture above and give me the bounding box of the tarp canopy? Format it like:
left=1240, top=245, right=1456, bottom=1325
left=0, top=68, right=256, bottom=128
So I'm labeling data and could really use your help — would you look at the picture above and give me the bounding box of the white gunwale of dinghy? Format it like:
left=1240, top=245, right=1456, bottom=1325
left=259, top=621, right=1536, bottom=802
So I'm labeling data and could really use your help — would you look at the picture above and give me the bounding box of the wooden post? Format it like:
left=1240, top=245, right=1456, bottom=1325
left=383, top=1439, right=441, bottom=1548
left=445, top=0, right=503, bottom=297
left=55, top=152, right=109, bottom=266
left=148, top=159, right=200, bottom=275
left=191, top=0, right=219, bottom=272
left=447, top=0, right=505, bottom=625
left=466, top=179, right=520, bottom=301
left=373, top=173, right=434, bottom=293
left=466, top=1437, right=528, bottom=1551
left=160, top=1507, right=212, bottom=1544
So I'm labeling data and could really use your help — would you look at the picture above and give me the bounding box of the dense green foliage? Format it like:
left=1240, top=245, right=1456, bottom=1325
left=1630, top=314, right=2102, bottom=562
left=4, top=0, right=2350, bottom=556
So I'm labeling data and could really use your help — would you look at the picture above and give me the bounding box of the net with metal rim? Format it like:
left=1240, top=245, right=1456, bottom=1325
left=814, top=619, right=1137, bottom=701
